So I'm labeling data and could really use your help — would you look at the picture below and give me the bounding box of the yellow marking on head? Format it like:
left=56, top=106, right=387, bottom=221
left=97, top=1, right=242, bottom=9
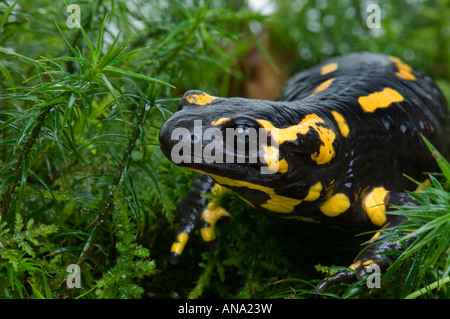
left=389, top=56, right=416, bottom=81
left=257, top=118, right=308, bottom=141
left=321, top=62, right=338, bottom=75
left=185, top=92, right=218, bottom=106
left=310, top=125, right=336, bottom=165
left=257, top=114, right=336, bottom=165
left=331, top=111, right=349, bottom=138
left=358, top=87, right=404, bottom=113
left=213, top=114, right=336, bottom=167
left=319, top=193, right=350, bottom=217
left=309, top=78, right=335, bottom=97
left=171, top=232, right=189, bottom=256
left=262, top=145, right=277, bottom=173
left=261, top=145, right=288, bottom=174
left=363, top=187, right=389, bottom=226
left=186, top=168, right=302, bottom=213
left=303, top=182, right=323, bottom=201
left=211, top=117, right=229, bottom=126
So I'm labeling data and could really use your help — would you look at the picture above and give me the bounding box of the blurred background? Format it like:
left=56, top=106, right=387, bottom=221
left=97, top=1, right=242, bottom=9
left=0, top=0, right=449, bottom=299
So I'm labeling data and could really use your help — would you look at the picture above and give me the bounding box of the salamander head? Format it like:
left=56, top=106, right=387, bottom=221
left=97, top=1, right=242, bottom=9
left=159, top=90, right=341, bottom=213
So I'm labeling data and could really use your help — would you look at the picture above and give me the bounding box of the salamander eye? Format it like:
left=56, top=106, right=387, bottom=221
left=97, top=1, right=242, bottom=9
left=235, top=124, right=251, bottom=134
left=221, top=117, right=261, bottom=145
left=235, top=124, right=252, bottom=144
left=216, top=116, right=262, bottom=163
left=221, top=116, right=261, bottom=130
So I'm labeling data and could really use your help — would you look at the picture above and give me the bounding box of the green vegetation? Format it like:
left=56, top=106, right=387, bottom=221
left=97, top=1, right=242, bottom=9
left=0, top=0, right=449, bottom=299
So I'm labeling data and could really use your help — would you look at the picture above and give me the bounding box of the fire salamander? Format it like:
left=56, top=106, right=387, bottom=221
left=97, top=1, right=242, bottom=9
left=159, top=52, right=447, bottom=292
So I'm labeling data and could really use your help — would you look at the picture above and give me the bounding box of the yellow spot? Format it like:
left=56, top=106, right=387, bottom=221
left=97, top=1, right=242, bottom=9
left=358, top=87, right=404, bottom=113
left=396, top=70, right=416, bottom=81
left=185, top=92, right=218, bottom=106
left=321, top=62, right=338, bottom=75
left=262, top=145, right=277, bottom=173
left=368, top=222, right=390, bottom=243
left=363, top=259, right=375, bottom=266
left=200, top=227, right=214, bottom=242
left=310, top=125, right=336, bottom=165
left=186, top=168, right=302, bottom=213
left=370, top=231, right=381, bottom=241
left=261, top=197, right=302, bottom=213
left=363, top=187, right=389, bottom=226
left=211, top=117, right=229, bottom=126
left=200, top=202, right=231, bottom=242
left=349, top=260, right=362, bottom=270
left=389, top=56, right=416, bottom=81
left=303, top=182, right=323, bottom=201
left=415, top=179, right=431, bottom=191
left=261, top=145, right=288, bottom=174
left=257, top=114, right=336, bottom=165
left=171, top=232, right=189, bottom=256
left=319, top=193, right=350, bottom=217
left=331, top=110, right=349, bottom=138
left=278, top=158, right=288, bottom=174
left=309, top=78, right=335, bottom=97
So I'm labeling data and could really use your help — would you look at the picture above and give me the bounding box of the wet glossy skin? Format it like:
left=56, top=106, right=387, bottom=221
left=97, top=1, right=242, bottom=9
left=159, top=52, right=447, bottom=290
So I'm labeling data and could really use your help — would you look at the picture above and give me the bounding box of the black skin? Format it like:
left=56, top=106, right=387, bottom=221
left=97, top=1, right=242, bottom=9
left=159, top=52, right=448, bottom=291
left=315, top=192, right=414, bottom=292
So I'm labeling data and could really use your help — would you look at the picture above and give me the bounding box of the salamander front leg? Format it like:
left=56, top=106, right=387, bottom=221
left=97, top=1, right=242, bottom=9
left=170, top=174, right=231, bottom=264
